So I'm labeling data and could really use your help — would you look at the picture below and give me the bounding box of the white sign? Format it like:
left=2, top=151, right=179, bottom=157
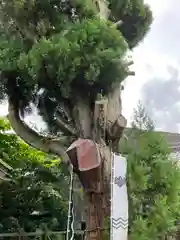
left=111, top=154, right=128, bottom=240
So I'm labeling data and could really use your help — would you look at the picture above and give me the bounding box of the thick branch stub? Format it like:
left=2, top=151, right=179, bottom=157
left=114, top=20, right=123, bottom=27
left=8, top=101, right=70, bottom=162
left=107, top=114, right=127, bottom=140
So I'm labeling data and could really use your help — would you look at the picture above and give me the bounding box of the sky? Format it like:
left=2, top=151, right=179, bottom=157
left=122, top=0, right=180, bottom=132
left=1, top=0, right=180, bottom=132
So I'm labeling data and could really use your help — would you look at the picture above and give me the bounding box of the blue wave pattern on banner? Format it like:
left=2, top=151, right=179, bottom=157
left=112, top=217, right=128, bottom=229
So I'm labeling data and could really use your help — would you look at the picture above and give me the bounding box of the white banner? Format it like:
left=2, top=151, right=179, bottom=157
left=111, top=154, right=128, bottom=240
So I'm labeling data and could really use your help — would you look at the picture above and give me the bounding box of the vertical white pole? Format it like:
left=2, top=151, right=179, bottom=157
left=111, top=154, right=128, bottom=240
left=66, top=165, right=74, bottom=240
left=110, top=153, right=114, bottom=240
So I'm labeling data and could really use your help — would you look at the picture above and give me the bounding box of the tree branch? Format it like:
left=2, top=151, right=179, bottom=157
left=38, top=90, right=76, bottom=136
left=72, top=97, right=92, bottom=138
left=8, top=100, right=70, bottom=162
left=55, top=111, right=77, bottom=136
left=114, top=20, right=123, bottom=27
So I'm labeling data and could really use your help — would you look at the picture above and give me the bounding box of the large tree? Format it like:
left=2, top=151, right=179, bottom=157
left=0, top=1, right=152, bottom=239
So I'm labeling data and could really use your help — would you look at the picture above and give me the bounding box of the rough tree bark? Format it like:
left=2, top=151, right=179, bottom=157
left=84, top=98, right=107, bottom=240
left=70, top=85, right=127, bottom=240
left=7, top=84, right=127, bottom=240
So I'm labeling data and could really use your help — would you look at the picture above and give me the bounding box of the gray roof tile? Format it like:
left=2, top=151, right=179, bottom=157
left=123, top=128, right=180, bottom=156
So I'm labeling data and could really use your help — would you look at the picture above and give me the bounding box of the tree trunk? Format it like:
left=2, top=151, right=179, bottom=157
left=75, top=93, right=123, bottom=240
left=83, top=152, right=109, bottom=240
left=85, top=190, right=105, bottom=240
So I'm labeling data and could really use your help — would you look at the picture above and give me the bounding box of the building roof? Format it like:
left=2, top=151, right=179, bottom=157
left=159, top=131, right=180, bottom=162
left=123, top=128, right=180, bottom=161
left=158, top=131, right=180, bottom=151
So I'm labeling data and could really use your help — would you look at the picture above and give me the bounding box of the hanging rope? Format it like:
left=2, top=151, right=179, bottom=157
left=66, top=164, right=75, bottom=240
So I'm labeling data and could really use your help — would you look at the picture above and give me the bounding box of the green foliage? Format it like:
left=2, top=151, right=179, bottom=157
left=0, top=118, right=11, bottom=131
left=0, top=19, right=128, bottom=105
left=0, top=0, right=152, bottom=130
left=0, top=117, right=46, bottom=168
left=0, top=162, right=69, bottom=233
left=121, top=103, right=180, bottom=239
left=108, top=0, right=153, bottom=48
left=17, top=18, right=128, bottom=99
left=0, top=0, right=97, bottom=43
left=0, top=118, right=69, bottom=233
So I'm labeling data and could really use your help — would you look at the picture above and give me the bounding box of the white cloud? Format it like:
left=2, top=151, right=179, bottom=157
left=121, top=51, right=174, bottom=125
left=122, top=51, right=180, bottom=126
left=145, top=0, right=170, bottom=17
left=122, top=0, right=179, bottom=127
